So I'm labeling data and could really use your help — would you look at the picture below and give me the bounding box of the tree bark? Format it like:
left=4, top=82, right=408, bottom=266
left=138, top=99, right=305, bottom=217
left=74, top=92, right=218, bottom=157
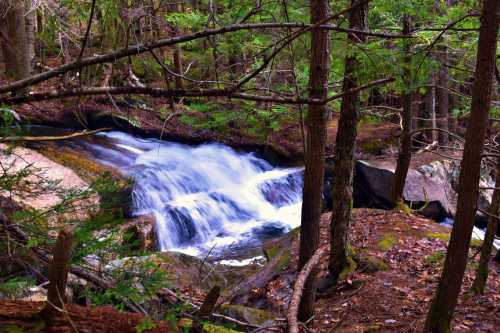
left=24, top=0, right=36, bottom=69
left=391, top=15, right=413, bottom=204
left=424, top=1, right=499, bottom=331
left=297, top=0, right=330, bottom=322
left=328, top=0, right=368, bottom=283
left=2, top=1, right=31, bottom=83
left=435, top=46, right=449, bottom=147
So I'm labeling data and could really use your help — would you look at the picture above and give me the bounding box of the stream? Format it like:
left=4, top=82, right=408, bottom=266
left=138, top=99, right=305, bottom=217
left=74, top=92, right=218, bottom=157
left=82, top=131, right=304, bottom=256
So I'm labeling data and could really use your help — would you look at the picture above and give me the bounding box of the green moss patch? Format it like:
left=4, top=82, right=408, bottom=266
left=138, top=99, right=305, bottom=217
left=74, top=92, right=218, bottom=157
left=425, top=250, right=446, bottom=265
left=425, top=232, right=450, bottom=242
left=378, top=234, right=397, bottom=251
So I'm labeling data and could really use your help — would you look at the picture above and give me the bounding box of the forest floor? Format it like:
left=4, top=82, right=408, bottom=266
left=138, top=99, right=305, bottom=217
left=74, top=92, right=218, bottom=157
left=2, top=209, right=497, bottom=333
left=263, top=209, right=500, bottom=332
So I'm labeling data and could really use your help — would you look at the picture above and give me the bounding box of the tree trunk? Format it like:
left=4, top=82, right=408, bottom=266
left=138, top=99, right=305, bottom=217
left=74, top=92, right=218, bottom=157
left=424, top=0, right=499, bottom=331
left=391, top=15, right=413, bottom=204
left=168, top=2, right=184, bottom=90
left=435, top=46, right=449, bottom=147
left=328, top=0, right=368, bottom=283
left=59, top=3, right=72, bottom=85
left=470, top=176, right=500, bottom=295
left=2, top=1, right=31, bottom=83
left=24, top=0, right=36, bottom=70
left=421, top=75, right=437, bottom=143
left=297, top=0, right=330, bottom=322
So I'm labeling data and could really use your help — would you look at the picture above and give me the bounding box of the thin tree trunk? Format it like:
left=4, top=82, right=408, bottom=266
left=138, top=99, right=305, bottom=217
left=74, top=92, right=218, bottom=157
left=3, top=1, right=31, bottom=82
left=470, top=83, right=500, bottom=295
left=297, top=0, right=330, bottom=322
left=424, top=0, right=499, bottom=331
left=24, top=0, right=36, bottom=70
left=426, top=75, right=437, bottom=142
left=328, top=0, right=368, bottom=283
left=59, top=3, right=72, bottom=86
left=435, top=46, right=449, bottom=147
left=168, top=2, right=184, bottom=90
left=391, top=15, right=413, bottom=204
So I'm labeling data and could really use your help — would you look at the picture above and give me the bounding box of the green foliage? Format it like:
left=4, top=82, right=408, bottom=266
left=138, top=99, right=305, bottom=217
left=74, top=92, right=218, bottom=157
left=135, top=317, right=157, bottom=333
left=425, top=250, right=446, bottom=265
left=0, top=277, right=35, bottom=299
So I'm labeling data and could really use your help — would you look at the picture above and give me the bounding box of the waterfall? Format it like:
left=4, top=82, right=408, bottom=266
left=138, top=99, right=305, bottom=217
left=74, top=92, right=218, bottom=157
left=85, top=131, right=303, bottom=256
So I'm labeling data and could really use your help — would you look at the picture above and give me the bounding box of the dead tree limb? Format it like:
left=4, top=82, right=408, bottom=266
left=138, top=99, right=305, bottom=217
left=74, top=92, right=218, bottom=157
left=287, top=247, right=327, bottom=333
left=0, top=128, right=111, bottom=142
left=1, top=78, right=394, bottom=106
left=190, top=286, right=221, bottom=333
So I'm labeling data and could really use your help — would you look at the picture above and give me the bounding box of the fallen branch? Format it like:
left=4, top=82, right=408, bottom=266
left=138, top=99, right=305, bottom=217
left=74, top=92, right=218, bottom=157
left=1, top=78, right=394, bottom=106
left=287, top=247, right=327, bottom=333
left=0, top=128, right=112, bottom=142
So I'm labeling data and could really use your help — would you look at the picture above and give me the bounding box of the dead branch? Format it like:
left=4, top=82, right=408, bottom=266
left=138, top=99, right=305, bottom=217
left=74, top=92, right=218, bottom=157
left=41, top=227, right=74, bottom=317
left=190, top=286, right=221, bottom=333
left=1, top=78, right=394, bottom=106
left=287, top=247, right=327, bottom=333
left=0, top=128, right=111, bottom=142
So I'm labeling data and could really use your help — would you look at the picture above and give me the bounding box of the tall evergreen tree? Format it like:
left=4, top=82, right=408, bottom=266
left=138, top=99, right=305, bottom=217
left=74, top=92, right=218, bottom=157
left=424, top=0, right=499, bottom=331
left=298, top=0, right=331, bottom=321
left=328, top=0, right=368, bottom=284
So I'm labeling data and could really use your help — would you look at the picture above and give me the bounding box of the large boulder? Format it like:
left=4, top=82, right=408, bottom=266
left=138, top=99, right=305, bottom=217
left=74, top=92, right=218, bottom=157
left=0, top=144, right=99, bottom=224
left=327, top=160, right=455, bottom=221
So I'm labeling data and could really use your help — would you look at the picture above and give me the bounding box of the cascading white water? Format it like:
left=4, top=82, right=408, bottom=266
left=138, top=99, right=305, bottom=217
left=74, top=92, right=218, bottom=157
left=84, top=131, right=303, bottom=256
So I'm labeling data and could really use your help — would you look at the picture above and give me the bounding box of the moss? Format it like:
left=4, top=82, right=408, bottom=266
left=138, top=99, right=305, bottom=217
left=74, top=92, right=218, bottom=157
left=355, top=251, right=389, bottom=273
left=179, top=318, right=243, bottom=333
left=220, top=304, right=273, bottom=327
left=364, top=325, right=382, bottom=332
left=338, top=255, right=357, bottom=281
left=470, top=239, right=483, bottom=248
left=395, top=200, right=413, bottom=215
left=378, top=234, right=397, bottom=251
left=203, top=323, right=242, bottom=333
left=37, top=145, right=123, bottom=183
left=425, top=250, right=446, bottom=265
left=425, top=232, right=450, bottom=242
left=360, top=140, right=387, bottom=155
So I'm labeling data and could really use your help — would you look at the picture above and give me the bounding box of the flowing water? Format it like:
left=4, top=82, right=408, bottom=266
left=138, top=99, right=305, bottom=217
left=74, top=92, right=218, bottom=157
left=82, top=131, right=303, bottom=256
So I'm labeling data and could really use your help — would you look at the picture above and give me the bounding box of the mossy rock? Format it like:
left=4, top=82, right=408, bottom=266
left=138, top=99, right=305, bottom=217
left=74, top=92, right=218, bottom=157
left=220, top=304, right=274, bottom=327
left=354, top=251, right=389, bottom=273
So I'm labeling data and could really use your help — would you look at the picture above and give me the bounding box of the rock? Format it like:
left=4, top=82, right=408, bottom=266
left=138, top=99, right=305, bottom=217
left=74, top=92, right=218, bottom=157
left=104, top=252, right=226, bottom=290
left=121, top=214, right=158, bottom=252
left=0, top=144, right=99, bottom=224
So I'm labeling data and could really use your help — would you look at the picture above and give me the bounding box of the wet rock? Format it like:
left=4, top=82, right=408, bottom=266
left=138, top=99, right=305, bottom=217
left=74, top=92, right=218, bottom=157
left=121, top=214, right=158, bottom=252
